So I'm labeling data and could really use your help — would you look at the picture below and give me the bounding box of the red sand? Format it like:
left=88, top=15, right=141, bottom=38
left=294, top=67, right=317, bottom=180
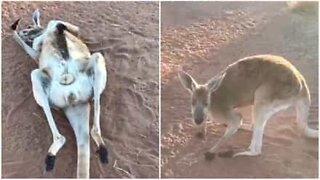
left=161, top=2, right=318, bottom=178
left=2, top=1, right=159, bottom=178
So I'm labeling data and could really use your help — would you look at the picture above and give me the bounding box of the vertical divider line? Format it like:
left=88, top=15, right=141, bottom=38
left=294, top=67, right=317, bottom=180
left=158, top=0, right=162, bottom=179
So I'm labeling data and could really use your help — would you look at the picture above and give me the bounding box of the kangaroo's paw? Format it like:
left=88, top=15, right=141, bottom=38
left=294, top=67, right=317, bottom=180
left=45, top=154, right=56, bottom=171
left=204, top=151, right=216, bottom=161
left=233, top=150, right=260, bottom=157
left=96, top=145, right=109, bottom=164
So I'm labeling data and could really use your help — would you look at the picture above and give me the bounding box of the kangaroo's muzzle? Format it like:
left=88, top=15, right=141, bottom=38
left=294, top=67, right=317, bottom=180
left=193, top=106, right=205, bottom=125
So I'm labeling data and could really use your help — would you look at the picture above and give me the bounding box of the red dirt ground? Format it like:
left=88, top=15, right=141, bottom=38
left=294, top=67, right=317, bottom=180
left=161, top=2, right=318, bottom=178
left=2, top=1, right=159, bottom=178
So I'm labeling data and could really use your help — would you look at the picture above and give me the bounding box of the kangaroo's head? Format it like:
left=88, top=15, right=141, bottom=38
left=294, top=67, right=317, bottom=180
left=178, top=70, right=226, bottom=125
left=11, top=9, right=44, bottom=46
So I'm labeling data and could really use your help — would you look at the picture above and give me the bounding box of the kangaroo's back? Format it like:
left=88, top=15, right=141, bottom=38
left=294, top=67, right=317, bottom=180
left=211, top=55, right=306, bottom=108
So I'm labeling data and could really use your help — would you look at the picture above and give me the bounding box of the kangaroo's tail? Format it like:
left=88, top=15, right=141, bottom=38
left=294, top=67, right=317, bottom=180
left=295, top=82, right=318, bottom=138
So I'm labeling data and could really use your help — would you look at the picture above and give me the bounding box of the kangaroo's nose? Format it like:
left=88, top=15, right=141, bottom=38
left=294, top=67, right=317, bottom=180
left=195, top=118, right=204, bottom=125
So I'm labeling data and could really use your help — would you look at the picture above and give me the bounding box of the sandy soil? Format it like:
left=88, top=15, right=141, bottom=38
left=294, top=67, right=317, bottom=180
left=161, top=2, right=318, bottom=178
left=2, top=1, right=159, bottom=178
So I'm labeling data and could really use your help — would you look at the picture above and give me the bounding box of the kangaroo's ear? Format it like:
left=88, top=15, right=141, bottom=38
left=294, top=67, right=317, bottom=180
left=32, top=9, right=41, bottom=27
left=207, top=72, right=226, bottom=92
left=178, top=70, right=197, bottom=92
left=11, top=18, right=22, bottom=31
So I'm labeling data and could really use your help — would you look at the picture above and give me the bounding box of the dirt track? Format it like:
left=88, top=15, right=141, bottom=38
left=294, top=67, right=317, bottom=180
left=2, top=2, right=159, bottom=178
left=161, top=2, right=318, bottom=178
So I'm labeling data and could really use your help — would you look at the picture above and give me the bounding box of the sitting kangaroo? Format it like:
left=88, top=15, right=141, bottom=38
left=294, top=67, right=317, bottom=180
left=179, top=54, right=318, bottom=160
left=11, top=9, right=108, bottom=178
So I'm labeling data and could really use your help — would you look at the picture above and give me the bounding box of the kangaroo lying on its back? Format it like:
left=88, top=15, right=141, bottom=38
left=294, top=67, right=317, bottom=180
left=179, top=54, right=318, bottom=160
left=11, top=9, right=108, bottom=178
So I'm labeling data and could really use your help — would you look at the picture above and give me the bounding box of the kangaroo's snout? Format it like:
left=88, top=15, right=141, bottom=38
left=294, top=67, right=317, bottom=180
left=193, top=105, right=206, bottom=125
left=195, top=117, right=204, bottom=125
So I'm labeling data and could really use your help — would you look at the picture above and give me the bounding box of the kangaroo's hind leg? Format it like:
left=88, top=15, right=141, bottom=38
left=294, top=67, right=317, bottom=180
left=86, top=52, right=108, bottom=163
left=31, top=69, right=66, bottom=171
left=234, top=85, right=292, bottom=157
left=295, top=96, right=318, bottom=138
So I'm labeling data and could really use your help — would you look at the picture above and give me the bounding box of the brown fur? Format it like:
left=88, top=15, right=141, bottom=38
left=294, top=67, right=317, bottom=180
left=210, top=55, right=307, bottom=111
left=179, top=54, right=317, bottom=157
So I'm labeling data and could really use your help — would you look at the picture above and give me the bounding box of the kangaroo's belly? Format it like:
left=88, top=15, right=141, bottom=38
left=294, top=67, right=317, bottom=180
left=48, top=74, right=93, bottom=108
